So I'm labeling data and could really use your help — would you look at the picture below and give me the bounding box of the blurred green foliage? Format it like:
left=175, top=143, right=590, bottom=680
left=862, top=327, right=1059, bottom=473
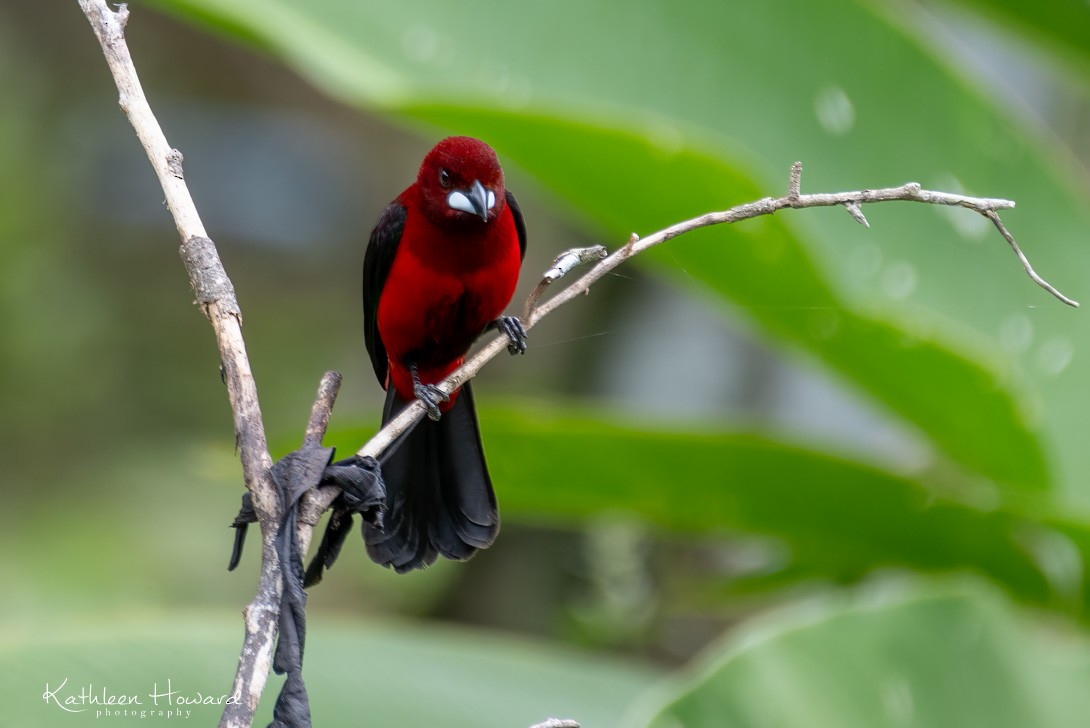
left=7, top=612, right=657, bottom=726
left=4, top=0, right=1090, bottom=725
left=639, top=581, right=1090, bottom=728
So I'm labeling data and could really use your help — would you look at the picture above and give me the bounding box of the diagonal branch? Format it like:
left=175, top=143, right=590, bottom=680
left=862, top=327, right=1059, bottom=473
left=982, top=209, right=1076, bottom=307
left=293, top=163, right=1078, bottom=530
left=355, top=167, right=1077, bottom=458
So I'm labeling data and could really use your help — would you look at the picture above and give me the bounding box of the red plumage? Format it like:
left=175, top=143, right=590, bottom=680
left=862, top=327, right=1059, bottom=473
left=377, top=139, right=523, bottom=408
left=360, top=136, right=526, bottom=572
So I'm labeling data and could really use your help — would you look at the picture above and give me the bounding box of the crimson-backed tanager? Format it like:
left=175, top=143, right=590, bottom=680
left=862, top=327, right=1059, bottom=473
left=360, top=136, right=526, bottom=572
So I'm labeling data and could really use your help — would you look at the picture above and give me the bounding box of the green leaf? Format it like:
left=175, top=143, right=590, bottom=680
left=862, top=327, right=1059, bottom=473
left=937, top=0, right=1090, bottom=71
left=633, top=582, right=1090, bottom=728
left=331, top=403, right=1090, bottom=620
left=148, top=0, right=1090, bottom=499
left=5, top=613, right=658, bottom=727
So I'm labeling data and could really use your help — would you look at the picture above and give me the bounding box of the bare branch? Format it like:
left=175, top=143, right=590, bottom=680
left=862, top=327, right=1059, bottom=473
left=77, top=2, right=281, bottom=726
left=348, top=163, right=1076, bottom=471
left=303, top=371, right=342, bottom=447
left=982, top=210, right=1079, bottom=307
left=296, top=372, right=344, bottom=557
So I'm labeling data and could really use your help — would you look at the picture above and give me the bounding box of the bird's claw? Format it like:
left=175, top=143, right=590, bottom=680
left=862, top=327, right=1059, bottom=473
left=414, top=381, right=448, bottom=421
left=493, top=315, right=527, bottom=356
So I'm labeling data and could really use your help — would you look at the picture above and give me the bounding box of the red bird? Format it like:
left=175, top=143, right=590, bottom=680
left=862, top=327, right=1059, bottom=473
left=361, top=136, right=526, bottom=572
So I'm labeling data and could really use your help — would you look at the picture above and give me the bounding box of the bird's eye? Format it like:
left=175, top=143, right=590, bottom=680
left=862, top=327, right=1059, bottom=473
left=438, top=169, right=451, bottom=188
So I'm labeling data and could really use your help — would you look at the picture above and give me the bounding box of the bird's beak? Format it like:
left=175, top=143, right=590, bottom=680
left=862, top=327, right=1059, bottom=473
left=447, top=180, right=496, bottom=221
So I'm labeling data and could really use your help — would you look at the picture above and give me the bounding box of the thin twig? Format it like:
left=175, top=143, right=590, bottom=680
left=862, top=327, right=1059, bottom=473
left=787, top=160, right=802, bottom=201
left=303, top=371, right=342, bottom=447
left=345, top=164, right=1076, bottom=471
left=77, top=2, right=282, bottom=726
left=293, top=166, right=1079, bottom=562
left=983, top=209, right=1078, bottom=307
left=295, top=372, right=343, bottom=556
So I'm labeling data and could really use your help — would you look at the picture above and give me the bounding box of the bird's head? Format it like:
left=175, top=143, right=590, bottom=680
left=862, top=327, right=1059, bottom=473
left=417, top=136, right=506, bottom=227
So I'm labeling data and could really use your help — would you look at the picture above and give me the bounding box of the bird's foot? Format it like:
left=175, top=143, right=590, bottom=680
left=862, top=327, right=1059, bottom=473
left=491, top=315, right=528, bottom=355
left=410, top=365, right=448, bottom=421
left=414, top=382, right=447, bottom=421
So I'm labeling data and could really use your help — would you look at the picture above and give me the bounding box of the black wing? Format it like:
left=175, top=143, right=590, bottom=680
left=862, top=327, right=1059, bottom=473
left=506, top=190, right=527, bottom=262
left=363, top=202, right=407, bottom=386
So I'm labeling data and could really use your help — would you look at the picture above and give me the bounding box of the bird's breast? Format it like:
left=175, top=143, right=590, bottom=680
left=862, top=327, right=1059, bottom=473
left=377, top=223, right=520, bottom=392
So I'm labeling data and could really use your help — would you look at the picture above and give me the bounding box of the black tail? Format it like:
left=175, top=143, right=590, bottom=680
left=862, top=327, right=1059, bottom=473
left=364, top=381, right=499, bottom=572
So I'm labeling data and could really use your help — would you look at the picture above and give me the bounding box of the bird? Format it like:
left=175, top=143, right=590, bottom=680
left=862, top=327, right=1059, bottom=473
left=360, top=136, right=526, bottom=573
